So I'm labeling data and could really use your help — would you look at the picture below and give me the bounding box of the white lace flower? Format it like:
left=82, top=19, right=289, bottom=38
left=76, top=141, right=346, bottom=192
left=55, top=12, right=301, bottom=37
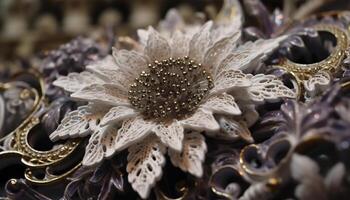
left=50, top=1, right=295, bottom=198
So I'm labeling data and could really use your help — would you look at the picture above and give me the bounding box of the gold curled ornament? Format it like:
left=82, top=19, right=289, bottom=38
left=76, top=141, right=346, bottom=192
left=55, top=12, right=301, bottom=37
left=277, top=24, right=349, bottom=98
left=0, top=70, right=81, bottom=184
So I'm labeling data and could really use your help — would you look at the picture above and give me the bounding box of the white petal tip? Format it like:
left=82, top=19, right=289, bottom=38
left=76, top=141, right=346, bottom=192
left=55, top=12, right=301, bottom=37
left=135, top=186, right=151, bottom=199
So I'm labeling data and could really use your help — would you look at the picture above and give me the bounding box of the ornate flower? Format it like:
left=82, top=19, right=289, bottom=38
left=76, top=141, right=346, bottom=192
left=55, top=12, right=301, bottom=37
left=50, top=1, right=295, bottom=198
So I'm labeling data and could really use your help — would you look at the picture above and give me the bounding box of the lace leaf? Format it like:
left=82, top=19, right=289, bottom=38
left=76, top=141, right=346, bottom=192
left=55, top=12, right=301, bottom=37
left=180, top=109, right=220, bottom=132
left=127, top=135, right=166, bottom=199
left=169, top=131, right=207, bottom=177
left=152, top=121, right=184, bottom=152
left=114, top=117, right=155, bottom=151
left=201, top=93, right=241, bottom=115
left=100, top=106, right=137, bottom=126
left=211, top=69, right=252, bottom=94
left=53, top=71, right=104, bottom=93
left=248, top=74, right=296, bottom=102
left=82, top=125, right=118, bottom=166
left=50, top=106, right=92, bottom=141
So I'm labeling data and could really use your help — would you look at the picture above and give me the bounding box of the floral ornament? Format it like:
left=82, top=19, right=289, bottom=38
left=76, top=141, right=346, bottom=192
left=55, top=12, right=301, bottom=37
left=275, top=24, right=349, bottom=99
left=239, top=82, right=350, bottom=199
left=0, top=81, right=36, bottom=138
left=39, top=37, right=105, bottom=100
left=38, top=37, right=106, bottom=134
left=290, top=154, right=349, bottom=200
left=64, top=158, right=125, bottom=200
left=50, top=1, right=295, bottom=198
left=242, top=2, right=350, bottom=99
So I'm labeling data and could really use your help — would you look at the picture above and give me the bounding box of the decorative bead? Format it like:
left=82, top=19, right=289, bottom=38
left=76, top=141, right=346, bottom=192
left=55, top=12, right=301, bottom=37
left=128, top=57, right=213, bottom=121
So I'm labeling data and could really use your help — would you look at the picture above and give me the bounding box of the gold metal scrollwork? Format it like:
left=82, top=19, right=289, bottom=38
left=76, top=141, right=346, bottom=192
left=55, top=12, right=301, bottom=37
left=0, top=70, right=81, bottom=185
left=279, top=25, right=348, bottom=80
left=277, top=24, right=349, bottom=98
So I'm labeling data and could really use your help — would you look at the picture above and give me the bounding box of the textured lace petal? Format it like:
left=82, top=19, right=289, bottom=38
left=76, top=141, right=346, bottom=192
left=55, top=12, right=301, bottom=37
left=114, top=117, right=155, bottom=151
left=145, top=27, right=171, bottom=61
left=159, top=9, right=185, bottom=33
left=303, top=71, right=331, bottom=95
left=127, top=135, right=166, bottom=199
left=112, top=48, right=148, bottom=76
left=100, top=106, right=137, bottom=126
left=168, top=131, right=207, bottom=177
left=201, top=93, right=241, bottom=115
left=71, top=84, right=129, bottom=106
left=53, top=71, right=104, bottom=93
left=86, top=55, right=137, bottom=90
left=82, top=125, right=118, bottom=166
left=211, top=69, right=252, bottom=94
left=152, top=121, right=184, bottom=152
left=248, top=74, right=296, bottom=102
left=209, top=116, right=253, bottom=142
left=214, top=0, right=243, bottom=42
left=203, top=32, right=241, bottom=73
left=216, top=36, right=287, bottom=74
left=189, top=21, right=213, bottom=63
left=180, top=109, right=220, bottom=131
left=82, top=131, right=105, bottom=166
left=137, top=29, right=150, bottom=47
left=240, top=103, right=259, bottom=127
left=50, top=104, right=109, bottom=141
left=50, top=106, right=92, bottom=141
left=170, top=30, right=190, bottom=58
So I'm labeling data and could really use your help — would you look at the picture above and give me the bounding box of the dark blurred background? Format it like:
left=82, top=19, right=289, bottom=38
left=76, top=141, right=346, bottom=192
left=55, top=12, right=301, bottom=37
left=0, top=0, right=349, bottom=66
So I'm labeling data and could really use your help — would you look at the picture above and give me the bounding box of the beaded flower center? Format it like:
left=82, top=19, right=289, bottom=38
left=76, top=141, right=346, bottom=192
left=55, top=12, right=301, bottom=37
left=128, top=57, right=214, bottom=121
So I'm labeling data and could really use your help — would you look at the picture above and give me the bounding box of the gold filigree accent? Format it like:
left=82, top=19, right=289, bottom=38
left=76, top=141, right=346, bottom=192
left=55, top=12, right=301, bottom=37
left=239, top=139, right=293, bottom=182
left=13, top=117, right=80, bottom=167
left=277, top=24, right=349, bottom=98
left=0, top=70, right=82, bottom=185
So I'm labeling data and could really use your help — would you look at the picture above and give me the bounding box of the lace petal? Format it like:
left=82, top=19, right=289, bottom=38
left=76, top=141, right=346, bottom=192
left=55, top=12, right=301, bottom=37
left=248, top=74, right=296, bottom=102
left=114, top=117, right=155, bottom=151
left=216, top=36, right=287, bottom=74
left=53, top=71, right=104, bottom=93
left=210, top=116, right=253, bottom=142
left=180, top=109, right=220, bottom=131
left=201, top=93, right=241, bottom=115
left=82, top=125, right=118, bottom=166
left=214, top=0, right=243, bottom=41
left=137, top=29, right=150, bottom=47
left=159, top=9, right=185, bottom=33
left=203, top=32, right=241, bottom=72
left=71, top=84, right=129, bottom=106
left=211, top=69, right=251, bottom=94
left=127, top=135, right=166, bottom=199
left=86, top=56, right=133, bottom=91
left=100, top=106, right=137, bottom=126
left=189, top=21, right=213, bottom=63
left=50, top=104, right=109, bottom=141
left=303, top=71, right=330, bottom=96
left=82, top=132, right=104, bottom=166
left=152, top=121, right=184, bottom=152
left=145, top=27, right=171, bottom=61
left=112, top=49, right=148, bottom=76
left=170, top=30, right=190, bottom=58
left=50, top=106, right=92, bottom=141
left=240, top=103, right=259, bottom=127
left=169, top=131, right=207, bottom=177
